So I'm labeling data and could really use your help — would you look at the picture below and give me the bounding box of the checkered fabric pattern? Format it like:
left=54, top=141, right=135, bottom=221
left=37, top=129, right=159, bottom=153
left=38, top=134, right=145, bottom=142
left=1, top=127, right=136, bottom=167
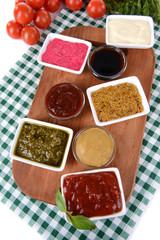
left=0, top=6, right=160, bottom=240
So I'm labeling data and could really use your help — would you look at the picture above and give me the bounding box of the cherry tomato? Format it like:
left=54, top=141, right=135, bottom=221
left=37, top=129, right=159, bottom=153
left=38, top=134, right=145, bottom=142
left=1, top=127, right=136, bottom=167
left=25, top=0, right=45, bottom=10
left=65, top=0, right=83, bottom=11
left=14, top=2, right=34, bottom=25
left=6, top=20, right=22, bottom=39
left=43, top=0, right=60, bottom=12
left=87, top=0, right=106, bottom=19
left=21, top=26, right=40, bottom=45
left=15, top=0, right=24, bottom=5
left=34, top=9, right=51, bottom=29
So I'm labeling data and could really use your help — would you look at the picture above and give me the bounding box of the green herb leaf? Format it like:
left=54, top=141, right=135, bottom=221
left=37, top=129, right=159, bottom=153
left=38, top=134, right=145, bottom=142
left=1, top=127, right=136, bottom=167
left=56, top=188, right=66, bottom=213
left=104, top=0, right=160, bottom=25
left=69, top=215, right=96, bottom=230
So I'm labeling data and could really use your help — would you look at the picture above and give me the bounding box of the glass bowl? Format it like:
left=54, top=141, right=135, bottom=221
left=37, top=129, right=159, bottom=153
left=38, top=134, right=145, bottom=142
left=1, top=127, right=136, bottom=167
left=45, top=82, right=85, bottom=121
left=87, top=45, right=127, bottom=80
left=72, top=125, right=116, bottom=169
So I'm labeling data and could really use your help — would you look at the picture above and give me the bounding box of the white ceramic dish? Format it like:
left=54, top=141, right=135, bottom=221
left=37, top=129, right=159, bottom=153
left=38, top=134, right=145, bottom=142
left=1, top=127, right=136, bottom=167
left=37, top=33, right=92, bottom=74
left=86, top=76, right=150, bottom=126
left=10, top=118, right=73, bottom=171
left=106, top=15, right=154, bottom=49
left=61, top=168, right=126, bottom=221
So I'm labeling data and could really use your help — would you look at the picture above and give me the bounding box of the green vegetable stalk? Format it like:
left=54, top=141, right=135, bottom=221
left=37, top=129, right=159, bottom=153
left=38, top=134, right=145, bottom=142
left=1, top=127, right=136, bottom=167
left=104, top=0, right=160, bottom=24
left=56, top=188, right=96, bottom=230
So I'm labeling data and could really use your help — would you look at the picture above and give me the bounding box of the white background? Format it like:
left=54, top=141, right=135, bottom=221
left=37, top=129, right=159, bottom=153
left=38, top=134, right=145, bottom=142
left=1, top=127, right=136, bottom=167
left=0, top=1, right=160, bottom=239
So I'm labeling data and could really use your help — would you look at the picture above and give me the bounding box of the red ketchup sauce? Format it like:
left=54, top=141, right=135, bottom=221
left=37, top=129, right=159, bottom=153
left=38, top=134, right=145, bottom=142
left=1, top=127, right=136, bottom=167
left=63, top=172, right=122, bottom=218
left=45, top=83, right=84, bottom=119
left=42, top=38, right=88, bottom=71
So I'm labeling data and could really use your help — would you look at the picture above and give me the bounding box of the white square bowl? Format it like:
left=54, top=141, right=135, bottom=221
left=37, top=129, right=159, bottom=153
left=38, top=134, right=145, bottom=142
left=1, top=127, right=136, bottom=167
left=10, top=118, right=73, bottom=171
left=37, top=33, right=92, bottom=74
left=106, top=15, right=154, bottom=49
left=86, top=76, right=150, bottom=126
left=61, top=168, right=126, bottom=221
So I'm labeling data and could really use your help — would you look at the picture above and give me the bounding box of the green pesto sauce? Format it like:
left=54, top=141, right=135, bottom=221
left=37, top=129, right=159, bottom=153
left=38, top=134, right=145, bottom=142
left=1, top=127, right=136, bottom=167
left=15, top=123, right=69, bottom=167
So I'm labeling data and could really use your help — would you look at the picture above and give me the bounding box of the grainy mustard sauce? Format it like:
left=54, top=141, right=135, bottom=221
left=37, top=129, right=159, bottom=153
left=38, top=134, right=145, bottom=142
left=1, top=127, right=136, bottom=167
left=91, top=83, right=144, bottom=122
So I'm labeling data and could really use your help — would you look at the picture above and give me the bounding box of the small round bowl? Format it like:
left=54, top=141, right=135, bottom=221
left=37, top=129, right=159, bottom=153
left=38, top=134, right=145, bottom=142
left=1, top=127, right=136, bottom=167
left=72, top=125, right=116, bottom=169
left=87, top=45, right=127, bottom=80
left=45, top=82, right=85, bottom=121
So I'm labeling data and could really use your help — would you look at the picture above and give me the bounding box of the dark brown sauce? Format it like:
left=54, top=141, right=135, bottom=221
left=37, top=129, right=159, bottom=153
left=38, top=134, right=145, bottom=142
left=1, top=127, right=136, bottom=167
left=90, top=48, right=125, bottom=77
left=45, top=83, right=84, bottom=119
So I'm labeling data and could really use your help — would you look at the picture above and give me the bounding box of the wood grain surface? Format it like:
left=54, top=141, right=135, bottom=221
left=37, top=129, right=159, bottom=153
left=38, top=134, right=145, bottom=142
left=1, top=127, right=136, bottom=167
left=12, top=26, right=155, bottom=204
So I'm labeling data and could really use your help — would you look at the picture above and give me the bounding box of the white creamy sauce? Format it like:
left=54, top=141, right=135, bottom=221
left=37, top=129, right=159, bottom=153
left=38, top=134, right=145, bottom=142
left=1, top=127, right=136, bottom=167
left=108, top=18, right=151, bottom=45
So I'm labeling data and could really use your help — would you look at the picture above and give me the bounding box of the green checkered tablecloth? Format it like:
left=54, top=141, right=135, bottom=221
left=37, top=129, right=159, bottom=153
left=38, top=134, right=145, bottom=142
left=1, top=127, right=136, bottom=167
left=0, top=6, right=160, bottom=240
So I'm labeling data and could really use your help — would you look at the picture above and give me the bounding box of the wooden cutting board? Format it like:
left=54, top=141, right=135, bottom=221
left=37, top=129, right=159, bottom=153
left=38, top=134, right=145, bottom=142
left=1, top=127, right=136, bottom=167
left=12, top=26, right=155, bottom=204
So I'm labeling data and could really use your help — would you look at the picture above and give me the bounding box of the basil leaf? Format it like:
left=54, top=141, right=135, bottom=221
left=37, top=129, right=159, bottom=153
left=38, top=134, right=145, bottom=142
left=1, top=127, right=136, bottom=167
left=69, top=215, right=96, bottom=230
left=56, top=188, right=66, bottom=213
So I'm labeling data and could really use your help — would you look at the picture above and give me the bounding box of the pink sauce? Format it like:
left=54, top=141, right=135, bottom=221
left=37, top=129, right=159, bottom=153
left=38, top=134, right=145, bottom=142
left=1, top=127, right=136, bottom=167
left=42, top=38, right=89, bottom=71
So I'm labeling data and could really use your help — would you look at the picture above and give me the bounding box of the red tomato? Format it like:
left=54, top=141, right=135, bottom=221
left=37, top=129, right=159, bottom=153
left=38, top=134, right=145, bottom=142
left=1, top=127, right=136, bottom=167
left=87, top=0, right=106, bottom=19
left=43, top=0, right=60, bottom=12
left=15, top=0, right=24, bottom=5
left=14, top=2, right=34, bottom=25
left=34, top=9, right=51, bottom=29
left=6, top=20, right=22, bottom=39
left=21, top=26, right=40, bottom=45
left=25, top=0, right=45, bottom=10
left=65, top=0, right=83, bottom=11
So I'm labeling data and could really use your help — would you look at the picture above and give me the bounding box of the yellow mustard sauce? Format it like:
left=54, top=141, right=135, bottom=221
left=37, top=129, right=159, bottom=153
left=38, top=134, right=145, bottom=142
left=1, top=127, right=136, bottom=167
left=75, top=127, right=114, bottom=167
